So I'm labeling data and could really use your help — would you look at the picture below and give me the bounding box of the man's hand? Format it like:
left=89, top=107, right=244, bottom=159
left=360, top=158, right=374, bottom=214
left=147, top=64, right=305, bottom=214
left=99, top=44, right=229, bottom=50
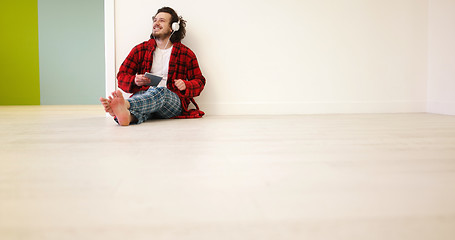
left=135, top=74, right=151, bottom=86
left=174, top=79, right=186, bottom=91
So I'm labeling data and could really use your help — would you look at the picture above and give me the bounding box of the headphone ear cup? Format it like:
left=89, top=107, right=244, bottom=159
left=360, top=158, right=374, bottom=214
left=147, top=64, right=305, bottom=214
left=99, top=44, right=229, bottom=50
left=172, top=22, right=180, bottom=32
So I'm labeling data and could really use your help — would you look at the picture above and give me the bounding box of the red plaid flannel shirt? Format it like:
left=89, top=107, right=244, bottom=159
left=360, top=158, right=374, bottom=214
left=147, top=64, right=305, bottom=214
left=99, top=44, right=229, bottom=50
left=117, top=39, right=206, bottom=118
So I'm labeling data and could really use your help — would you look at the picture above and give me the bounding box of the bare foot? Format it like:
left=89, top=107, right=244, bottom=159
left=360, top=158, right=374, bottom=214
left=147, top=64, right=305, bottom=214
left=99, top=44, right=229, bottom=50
left=99, top=96, right=115, bottom=117
left=110, top=90, right=131, bottom=126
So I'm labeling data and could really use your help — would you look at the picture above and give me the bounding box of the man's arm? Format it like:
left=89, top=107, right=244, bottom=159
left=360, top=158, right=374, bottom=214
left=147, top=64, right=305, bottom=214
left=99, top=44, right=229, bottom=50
left=117, top=44, right=148, bottom=93
left=180, top=51, right=206, bottom=98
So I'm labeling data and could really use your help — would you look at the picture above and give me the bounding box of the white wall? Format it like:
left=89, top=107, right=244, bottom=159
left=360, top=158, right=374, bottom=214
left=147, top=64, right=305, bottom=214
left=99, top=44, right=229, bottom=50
left=427, top=0, right=455, bottom=115
left=114, top=0, right=429, bottom=115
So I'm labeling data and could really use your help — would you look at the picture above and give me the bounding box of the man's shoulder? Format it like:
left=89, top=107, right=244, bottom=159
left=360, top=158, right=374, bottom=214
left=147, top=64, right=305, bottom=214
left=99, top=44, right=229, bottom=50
left=174, top=42, right=196, bottom=56
left=174, top=42, right=189, bottom=50
left=132, top=39, right=156, bottom=51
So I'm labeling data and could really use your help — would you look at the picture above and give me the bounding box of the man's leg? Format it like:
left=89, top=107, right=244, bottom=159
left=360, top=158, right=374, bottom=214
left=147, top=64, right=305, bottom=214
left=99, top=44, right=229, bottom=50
left=126, top=87, right=182, bottom=122
left=154, top=88, right=182, bottom=118
left=101, top=88, right=181, bottom=125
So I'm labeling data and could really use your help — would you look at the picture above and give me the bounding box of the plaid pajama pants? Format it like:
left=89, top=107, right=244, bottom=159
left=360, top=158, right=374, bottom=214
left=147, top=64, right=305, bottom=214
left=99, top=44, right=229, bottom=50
left=126, top=87, right=182, bottom=124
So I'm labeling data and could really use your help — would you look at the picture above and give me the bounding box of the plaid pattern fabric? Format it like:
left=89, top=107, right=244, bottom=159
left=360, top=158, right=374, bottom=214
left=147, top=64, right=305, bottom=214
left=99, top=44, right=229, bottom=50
left=117, top=39, right=205, bottom=118
left=128, top=87, right=182, bottom=124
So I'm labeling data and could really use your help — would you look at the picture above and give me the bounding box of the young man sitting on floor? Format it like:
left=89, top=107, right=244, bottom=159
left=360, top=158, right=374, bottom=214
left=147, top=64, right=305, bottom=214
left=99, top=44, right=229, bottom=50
left=100, top=7, right=206, bottom=126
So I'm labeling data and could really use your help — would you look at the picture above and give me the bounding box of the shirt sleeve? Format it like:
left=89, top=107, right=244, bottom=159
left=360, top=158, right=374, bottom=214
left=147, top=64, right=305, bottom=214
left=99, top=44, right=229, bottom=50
left=182, top=49, right=206, bottom=98
left=117, top=43, right=146, bottom=93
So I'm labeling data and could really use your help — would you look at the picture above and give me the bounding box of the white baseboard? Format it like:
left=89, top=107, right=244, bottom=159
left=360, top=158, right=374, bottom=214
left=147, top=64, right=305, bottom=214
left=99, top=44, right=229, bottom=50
left=197, top=101, right=427, bottom=115
left=427, top=101, right=455, bottom=115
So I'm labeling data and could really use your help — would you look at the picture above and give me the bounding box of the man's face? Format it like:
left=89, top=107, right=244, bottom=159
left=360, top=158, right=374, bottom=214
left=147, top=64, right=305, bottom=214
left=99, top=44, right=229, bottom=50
left=152, top=12, right=173, bottom=39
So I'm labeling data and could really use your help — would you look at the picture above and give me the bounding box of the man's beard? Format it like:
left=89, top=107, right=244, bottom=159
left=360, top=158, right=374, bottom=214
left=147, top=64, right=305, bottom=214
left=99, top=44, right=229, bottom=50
left=152, top=29, right=172, bottom=40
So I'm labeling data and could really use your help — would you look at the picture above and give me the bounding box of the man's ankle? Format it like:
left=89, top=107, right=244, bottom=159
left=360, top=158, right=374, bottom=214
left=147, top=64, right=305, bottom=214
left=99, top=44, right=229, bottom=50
left=130, top=114, right=138, bottom=124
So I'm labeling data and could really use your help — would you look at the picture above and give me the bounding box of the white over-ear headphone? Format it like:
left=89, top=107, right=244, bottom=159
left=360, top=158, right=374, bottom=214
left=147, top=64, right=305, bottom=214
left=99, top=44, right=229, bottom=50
left=151, top=16, right=181, bottom=32
left=171, top=18, right=181, bottom=32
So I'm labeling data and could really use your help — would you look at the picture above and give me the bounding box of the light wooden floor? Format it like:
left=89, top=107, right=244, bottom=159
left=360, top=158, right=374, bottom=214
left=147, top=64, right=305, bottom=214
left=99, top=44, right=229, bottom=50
left=1, top=106, right=455, bottom=240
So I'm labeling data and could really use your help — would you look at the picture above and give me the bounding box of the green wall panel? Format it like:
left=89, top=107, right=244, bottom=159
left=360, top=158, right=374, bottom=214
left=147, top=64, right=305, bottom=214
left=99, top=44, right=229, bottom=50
left=0, top=0, right=40, bottom=105
left=38, top=0, right=105, bottom=105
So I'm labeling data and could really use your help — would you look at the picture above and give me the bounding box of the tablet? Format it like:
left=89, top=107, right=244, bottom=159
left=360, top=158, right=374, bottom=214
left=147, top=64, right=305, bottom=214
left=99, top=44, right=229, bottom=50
left=144, top=72, right=163, bottom=87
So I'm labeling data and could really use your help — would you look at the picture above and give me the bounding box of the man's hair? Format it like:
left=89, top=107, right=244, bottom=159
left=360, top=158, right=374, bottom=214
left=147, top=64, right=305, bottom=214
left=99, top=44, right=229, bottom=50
left=150, top=7, right=186, bottom=43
